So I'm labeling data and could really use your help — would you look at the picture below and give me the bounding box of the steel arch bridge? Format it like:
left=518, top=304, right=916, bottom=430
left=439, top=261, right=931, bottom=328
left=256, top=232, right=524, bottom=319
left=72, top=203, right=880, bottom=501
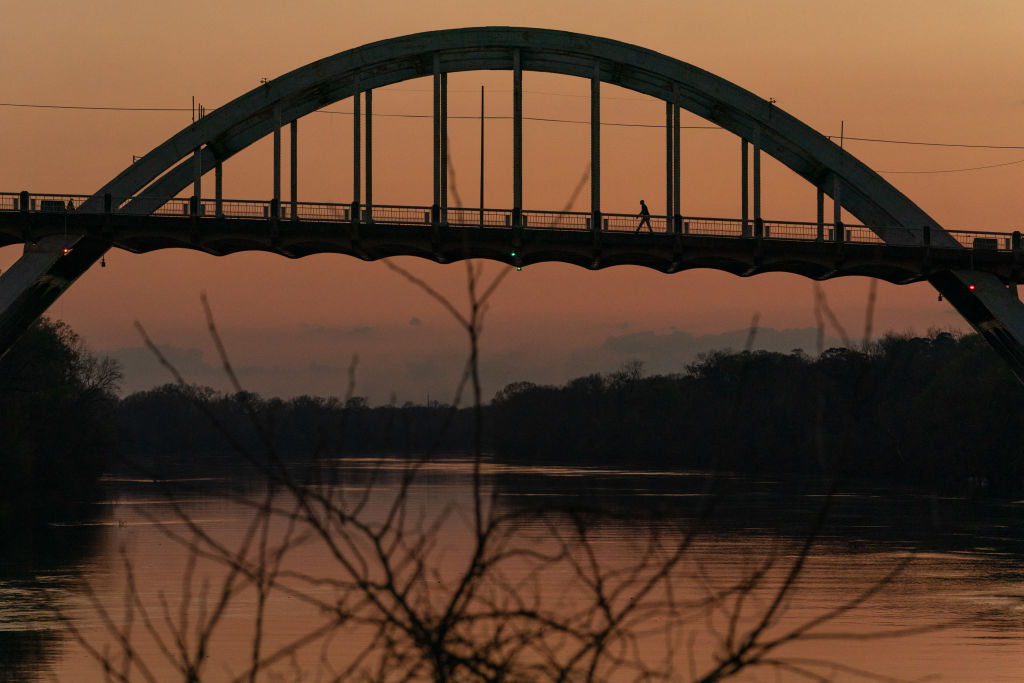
left=2, top=27, right=1024, bottom=378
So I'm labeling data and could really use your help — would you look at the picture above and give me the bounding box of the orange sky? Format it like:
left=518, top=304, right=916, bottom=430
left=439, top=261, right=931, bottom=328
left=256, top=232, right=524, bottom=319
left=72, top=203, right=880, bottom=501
left=2, top=0, right=1023, bottom=401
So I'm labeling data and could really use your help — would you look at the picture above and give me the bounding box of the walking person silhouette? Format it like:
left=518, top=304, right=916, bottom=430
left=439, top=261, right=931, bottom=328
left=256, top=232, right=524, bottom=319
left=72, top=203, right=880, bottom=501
left=636, top=199, right=652, bottom=232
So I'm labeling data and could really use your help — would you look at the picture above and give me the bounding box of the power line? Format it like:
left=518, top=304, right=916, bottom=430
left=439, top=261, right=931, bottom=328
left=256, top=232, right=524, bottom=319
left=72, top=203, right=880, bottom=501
left=0, top=102, right=188, bottom=112
left=832, top=135, right=1024, bottom=151
left=879, top=157, right=1024, bottom=174
left=4, top=101, right=1024, bottom=169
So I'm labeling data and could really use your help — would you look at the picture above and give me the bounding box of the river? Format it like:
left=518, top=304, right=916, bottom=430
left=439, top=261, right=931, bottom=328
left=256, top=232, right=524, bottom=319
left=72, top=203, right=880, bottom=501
left=2, top=455, right=1023, bottom=681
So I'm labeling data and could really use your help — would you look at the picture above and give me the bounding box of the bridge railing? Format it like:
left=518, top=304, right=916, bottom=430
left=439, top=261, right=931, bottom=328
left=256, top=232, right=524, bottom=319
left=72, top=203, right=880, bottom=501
left=3, top=191, right=1021, bottom=252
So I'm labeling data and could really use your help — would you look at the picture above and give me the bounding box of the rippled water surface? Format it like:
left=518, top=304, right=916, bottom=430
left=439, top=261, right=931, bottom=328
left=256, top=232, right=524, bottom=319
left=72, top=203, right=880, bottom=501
left=3, top=457, right=1024, bottom=681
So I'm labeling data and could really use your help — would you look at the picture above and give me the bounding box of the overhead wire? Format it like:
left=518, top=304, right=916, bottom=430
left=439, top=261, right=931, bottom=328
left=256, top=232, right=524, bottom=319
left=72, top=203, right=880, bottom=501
left=4, top=100, right=1024, bottom=174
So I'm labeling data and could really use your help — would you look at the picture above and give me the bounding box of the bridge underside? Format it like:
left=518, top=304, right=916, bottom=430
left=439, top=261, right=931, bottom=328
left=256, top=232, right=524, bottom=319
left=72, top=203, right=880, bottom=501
left=4, top=213, right=1021, bottom=285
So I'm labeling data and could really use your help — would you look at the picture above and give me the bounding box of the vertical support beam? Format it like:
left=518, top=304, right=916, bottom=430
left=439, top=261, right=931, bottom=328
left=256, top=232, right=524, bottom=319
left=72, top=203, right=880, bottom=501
left=672, top=96, right=680, bottom=234
left=441, top=72, right=448, bottom=224
left=513, top=48, right=523, bottom=225
left=353, top=87, right=361, bottom=219
left=833, top=172, right=843, bottom=243
left=741, top=139, right=749, bottom=236
left=432, top=55, right=441, bottom=225
left=665, top=101, right=673, bottom=232
left=192, top=147, right=202, bottom=209
left=290, top=119, right=298, bottom=221
left=816, top=186, right=824, bottom=241
left=215, top=162, right=223, bottom=218
left=365, top=88, right=373, bottom=222
left=590, top=61, right=601, bottom=231
left=753, top=132, right=762, bottom=237
left=479, top=84, right=485, bottom=227
left=273, top=105, right=281, bottom=218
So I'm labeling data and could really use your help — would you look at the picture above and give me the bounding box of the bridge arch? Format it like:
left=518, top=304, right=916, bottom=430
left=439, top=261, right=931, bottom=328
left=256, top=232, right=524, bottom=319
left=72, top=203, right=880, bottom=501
left=4, top=27, right=1024, bottom=377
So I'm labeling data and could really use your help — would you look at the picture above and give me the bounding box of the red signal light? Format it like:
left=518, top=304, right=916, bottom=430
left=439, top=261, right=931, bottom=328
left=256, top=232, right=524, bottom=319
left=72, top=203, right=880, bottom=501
left=968, top=284, right=976, bottom=290
left=62, top=248, right=70, bottom=255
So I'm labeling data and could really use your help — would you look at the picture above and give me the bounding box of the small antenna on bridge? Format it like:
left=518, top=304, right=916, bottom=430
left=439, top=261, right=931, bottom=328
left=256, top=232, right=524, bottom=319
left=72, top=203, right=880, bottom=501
left=259, top=77, right=269, bottom=85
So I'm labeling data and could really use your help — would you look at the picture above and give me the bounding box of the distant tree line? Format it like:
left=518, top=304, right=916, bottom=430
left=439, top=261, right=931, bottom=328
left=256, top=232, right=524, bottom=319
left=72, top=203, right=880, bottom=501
left=6, top=322, right=1024, bottom=526
left=489, top=332, right=1024, bottom=497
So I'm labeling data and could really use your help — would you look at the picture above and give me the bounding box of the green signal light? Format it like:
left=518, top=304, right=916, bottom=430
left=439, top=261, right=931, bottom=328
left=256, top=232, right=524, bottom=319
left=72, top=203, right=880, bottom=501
left=510, top=251, right=517, bottom=257
left=517, top=266, right=522, bottom=271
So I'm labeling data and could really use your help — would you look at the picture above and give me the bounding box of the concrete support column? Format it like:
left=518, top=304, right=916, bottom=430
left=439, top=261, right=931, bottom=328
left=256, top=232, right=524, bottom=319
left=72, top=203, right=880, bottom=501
left=513, top=49, right=522, bottom=225
left=290, top=119, right=298, bottom=221
left=433, top=55, right=441, bottom=225
left=365, top=89, right=372, bottom=221
left=672, top=98, right=680, bottom=234
left=816, top=186, right=824, bottom=241
left=590, top=62, right=601, bottom=231
left=753, top=132, right=762, bottom=237
left=741, top=139, right=749, bottom=236
left=665, top=101, right=673, bottom=232
left=441, top=73, right=448, bottom=224
left=215, top=163, right=223, bottom=218
left=353, top=88, right=361, bottom=217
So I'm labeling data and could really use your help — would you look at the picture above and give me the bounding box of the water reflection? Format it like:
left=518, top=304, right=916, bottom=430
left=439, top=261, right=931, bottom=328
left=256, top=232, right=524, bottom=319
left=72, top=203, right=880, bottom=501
left=0, top=523, right=102, bottom=681
left=4, top=456, right=1024, bottom=681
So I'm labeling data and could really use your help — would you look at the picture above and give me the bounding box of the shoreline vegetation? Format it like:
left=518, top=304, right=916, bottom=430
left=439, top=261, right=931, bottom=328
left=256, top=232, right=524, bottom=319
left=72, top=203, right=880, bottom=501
left=115, top=330, right=1024, bottom=498
left=4, top=320, right=1024, bottom=531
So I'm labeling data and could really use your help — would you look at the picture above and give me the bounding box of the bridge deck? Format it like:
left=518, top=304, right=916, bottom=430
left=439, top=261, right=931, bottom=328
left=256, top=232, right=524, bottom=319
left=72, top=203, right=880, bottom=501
left=1, top=193, right=1021, bottom=284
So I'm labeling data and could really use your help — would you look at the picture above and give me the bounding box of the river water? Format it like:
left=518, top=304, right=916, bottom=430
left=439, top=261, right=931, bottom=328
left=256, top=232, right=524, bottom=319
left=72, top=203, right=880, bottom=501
left=2, top=456, right=1024, bottom=681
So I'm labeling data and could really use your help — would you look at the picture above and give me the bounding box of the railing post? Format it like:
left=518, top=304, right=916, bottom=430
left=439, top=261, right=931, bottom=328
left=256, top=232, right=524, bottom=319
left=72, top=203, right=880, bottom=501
left=19, top=191, right=28, bottom=213
left=104, top=193, right=112, bottom=215
left=1013, top=230, right=1021, bottom=251
left=192, top=147, right=202, bottom=203
left=270, top=197, right=279, bottom=220
left=189, top=195, right=199, bottom=217
left=352, top=200, right=361, bottom=227
left=922, top=224, right=931, bottom=247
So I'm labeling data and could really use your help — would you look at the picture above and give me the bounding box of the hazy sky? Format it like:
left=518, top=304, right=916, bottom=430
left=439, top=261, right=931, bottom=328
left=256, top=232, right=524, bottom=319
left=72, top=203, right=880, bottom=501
left=2, top=1, right=1022, bottom=402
